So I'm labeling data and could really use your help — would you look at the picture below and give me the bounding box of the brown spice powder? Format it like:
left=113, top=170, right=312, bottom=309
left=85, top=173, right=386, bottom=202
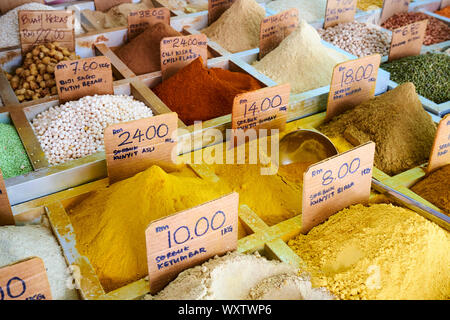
left=411, top=164, right=450, bottom=215
left=318, top=83, right=436, bottom=175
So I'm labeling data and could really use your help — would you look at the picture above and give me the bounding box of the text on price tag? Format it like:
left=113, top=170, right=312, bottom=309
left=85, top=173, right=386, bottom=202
left=54, top=56, right=113, bottom=103
left=208, top=0, right=236, bottom=24
left=0, top=169, right=14, bottom=226
left=128, top=8, right=170, bottom=39
left=0, top=0, right=44, bottom=14
left=104, top=113, right=178, bottom=183
left=380, top=0, right=411, bottom=25
left=0, top=257, right=52, bottom=300
left=427, top=115, right=450, bottom=173
left=324, top=0, right=357, bottom=28
left=326, top=54, right=380, bottom=120
left=146, top=192, right=239, bottom=294
left=18, top=10, right=75, bottom=54
left=232, top=84, right=290, bottom=132
left=259, top=9, right=299, bottom=59
left=388, top=20, right=427, bottom=61
left=94, top=0, right=131, bottom=12
left=302, top=142, right=375, bottom=233
left=160, top=34, right=208, bottom=80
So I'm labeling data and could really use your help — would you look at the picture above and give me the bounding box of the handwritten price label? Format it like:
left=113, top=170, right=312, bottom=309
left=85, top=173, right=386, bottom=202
left=427, top=115, right=450, bottom=173
left=302, top=142, right=375, bottom=233
left=127, top=8, right=170, bottom=40
left=208, top=0, right=236, bottom=24
left=146, top=192, right=239, bottom=294
left=326, top=54, right=381, bottom=120
left=18, top=10, right=75, bottom=54
left=94, top=0, right=131, bottom=12
left=0, top=258, right=52, bottom=300
left=0, top=0, right=43, bottom=14
left=54, top=56, right=113, bottom=103
left=324, top=0, right=357, bottom=28
left=104, top=113, right=178, bottom=183
left=160, top=34, right=208, bottom=80
left=232, top=84, right=290, bottom=132
left=0, top=169, right=14, bottom=226
left=380, top=0, right=411, bottom=25
left=259, top=9, right=299, bottom=59
left=388, top=20, right=427, bottom=61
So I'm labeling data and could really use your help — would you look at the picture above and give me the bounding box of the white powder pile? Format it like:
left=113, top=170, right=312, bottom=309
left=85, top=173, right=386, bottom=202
left=266, top=0, right=327, bottom=22
left=146, top=251, right=333, bottom=300
left=201, top=0, right=265, bottom=53
left=252, top=19, right=348, bottom=94
left=0, top=2, right=83, bottom=49
left=0, top=223, right=79, bottom=300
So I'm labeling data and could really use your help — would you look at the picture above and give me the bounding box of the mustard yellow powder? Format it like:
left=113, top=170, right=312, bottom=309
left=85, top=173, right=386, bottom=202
left=357, top=0, right=383, bottom=11
left=69, top=165, right=230, bottom=292
left=288, top=203, right=450, bottom=300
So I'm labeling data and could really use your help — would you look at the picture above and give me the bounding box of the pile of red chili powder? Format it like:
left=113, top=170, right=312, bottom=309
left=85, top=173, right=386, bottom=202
left=152, top=57, right=263, bottom=125
left=381, top=12, right=450, bottom=45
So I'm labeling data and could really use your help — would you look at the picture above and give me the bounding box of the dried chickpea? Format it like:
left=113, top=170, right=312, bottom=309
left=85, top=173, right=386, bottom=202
left=17, top=95, right=25, bottom=102
left=46, top=65, right=55, bottom=73
left=43, top=73, right=51, bottom=80
left=42, top=56, right=51, bottom=65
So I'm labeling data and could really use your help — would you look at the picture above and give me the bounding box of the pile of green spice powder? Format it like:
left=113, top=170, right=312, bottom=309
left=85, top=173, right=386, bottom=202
left=0, top=123, right=32, bottom=178
left=382, top=53, right=450, bottom=104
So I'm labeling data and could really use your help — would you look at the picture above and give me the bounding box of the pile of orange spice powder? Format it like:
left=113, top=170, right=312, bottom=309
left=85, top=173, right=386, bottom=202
left=152, top=57, right=263, bottom=125
left=435, top=6, right=450, bottom=19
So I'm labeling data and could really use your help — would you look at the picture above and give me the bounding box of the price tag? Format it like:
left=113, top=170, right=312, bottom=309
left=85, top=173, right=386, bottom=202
left=302, top=142, right=375, bottom=233
left=54, top=56, right=114, bottom=103
left=380, top=0, right=411, bottom=25
left=146, top=192, right=239, bottom=294
left=94, top=0, right=131, bottom=12
left=441, top=0, right=450, bottom=9
left=427, top=115, right=450, bottom=174
left=160, top=34, right=208, bottom=80
left=127, top=8, right=171, bottom=40
left=0, top=169, right=14, bottom=226
left=231, top=84, right=290, bottom=132
left=208, top=0, right=236, bottom=25
left=324, top=0, right=357, bottom=29
left=18, top=10, right=75, bottom=54
left=0, top=0, right=43, bottom=14
left=259, top=9, right=299, bottom=59
left=0, top=257, right=52, bottom=300
left=104, top=113, right=178, bottom=184
left=326, top=54, right=381, bottom=120
left=388, top=20, right=427, bottom=61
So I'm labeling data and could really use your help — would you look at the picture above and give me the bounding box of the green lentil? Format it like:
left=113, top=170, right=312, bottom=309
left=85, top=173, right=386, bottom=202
left=0, top=123, right=32, bottom=179
left=382, top=53, right=450, bottom=104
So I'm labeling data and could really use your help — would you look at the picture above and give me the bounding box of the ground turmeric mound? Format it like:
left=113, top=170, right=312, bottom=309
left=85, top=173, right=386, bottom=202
left=69, top=165, right=230, bottom=292
left=288, top=203, right=450, bottom=300
left=411, top=164, right=450, bottom=215
left=318, top=83, right=437, bottom=175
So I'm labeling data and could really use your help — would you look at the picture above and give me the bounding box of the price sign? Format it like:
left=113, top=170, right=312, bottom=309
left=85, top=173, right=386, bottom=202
left=326, top=54, right=381, bottom=120
left=259, top=9, right=299, bottom=59
left=18, top=10, right=75, bottom=54
left=127, top=8, right=171, bottom=40
left=104, top=113, right=178, bottom=183
left=380, top=0, right=411, bottom=25
left=146, top=192, right=239, bottom=294
left=208, top=0, right=236, bottom=24
left=0, top=257, right=52, bottom=300
left=427, top=115, right=450, bottom=174
left=441, top=0, right=450, bottom=9
left=388, top=20, right=427, bottom=61
left=54, top=56, right=114, bottom=103
left=324, top=0, right=357, bottom=29
left=302, top=142, right=375, bottom=233
left=0, top=0, right=43, bottom=14
left=160, top=34, right=208, bottom=80
left=0, top=169, right=14, bottom=226
left=231, top=84, right=290, bottom=133
left=94, top=0, right=131, bottom=12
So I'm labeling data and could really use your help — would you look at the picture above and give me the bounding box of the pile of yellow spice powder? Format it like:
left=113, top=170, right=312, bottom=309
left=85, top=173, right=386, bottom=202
left=69, top=165, right=230, bottom=292
left=288, top=203, right=450, bottom=300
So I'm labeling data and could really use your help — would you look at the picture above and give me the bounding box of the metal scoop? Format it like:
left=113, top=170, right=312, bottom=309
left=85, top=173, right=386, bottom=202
left=279, top=129, right=339, bottom=166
